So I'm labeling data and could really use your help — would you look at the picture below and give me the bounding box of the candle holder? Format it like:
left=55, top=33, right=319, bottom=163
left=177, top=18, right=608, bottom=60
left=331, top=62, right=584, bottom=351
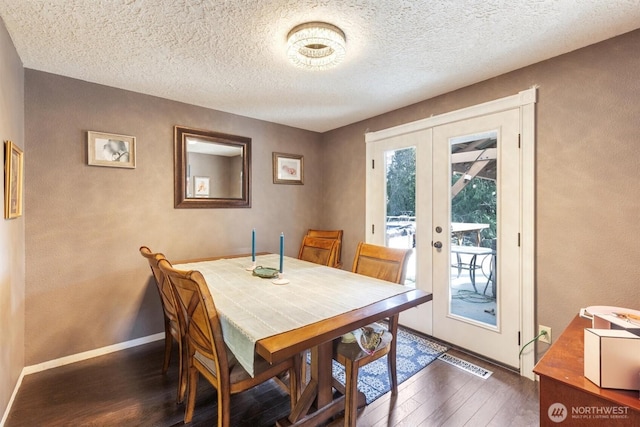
left=271, top=273, right=290, bottom=285
left=245, top=261, right=257, bottom=271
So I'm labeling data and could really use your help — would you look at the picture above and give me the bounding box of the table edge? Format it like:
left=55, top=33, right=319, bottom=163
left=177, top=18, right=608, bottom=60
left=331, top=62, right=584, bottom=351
left=256, top=289, right=432, bottom=364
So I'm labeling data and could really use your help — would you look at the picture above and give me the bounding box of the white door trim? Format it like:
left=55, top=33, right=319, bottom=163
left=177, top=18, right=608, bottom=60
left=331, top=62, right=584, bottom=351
left=519, top=96, right=537, bottom=380
left=366, top=88, right=536, bottom=143
left=365, top=87, right=537, bottom=379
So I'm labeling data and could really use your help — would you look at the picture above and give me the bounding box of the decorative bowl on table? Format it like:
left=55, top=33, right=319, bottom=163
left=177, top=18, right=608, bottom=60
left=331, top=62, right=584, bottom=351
left=252, top=266, right=279, bottom=279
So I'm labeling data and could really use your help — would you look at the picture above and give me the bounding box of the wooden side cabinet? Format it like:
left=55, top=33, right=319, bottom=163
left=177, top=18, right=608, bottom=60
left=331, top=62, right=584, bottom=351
left=534, top=316, right=640, bottom=426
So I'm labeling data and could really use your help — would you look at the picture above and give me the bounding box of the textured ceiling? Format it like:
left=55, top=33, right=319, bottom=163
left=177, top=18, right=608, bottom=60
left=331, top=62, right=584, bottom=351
left=1, top=1, right=639, bottom=132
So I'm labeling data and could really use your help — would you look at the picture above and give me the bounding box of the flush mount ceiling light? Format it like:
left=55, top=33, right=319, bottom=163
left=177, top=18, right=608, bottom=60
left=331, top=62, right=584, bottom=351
left=287, top=22, right=346, bottom=70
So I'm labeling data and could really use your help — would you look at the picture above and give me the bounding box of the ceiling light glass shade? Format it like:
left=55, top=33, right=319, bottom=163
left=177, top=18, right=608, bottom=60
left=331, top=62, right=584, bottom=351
left=287, top=22, right=346, bottom=70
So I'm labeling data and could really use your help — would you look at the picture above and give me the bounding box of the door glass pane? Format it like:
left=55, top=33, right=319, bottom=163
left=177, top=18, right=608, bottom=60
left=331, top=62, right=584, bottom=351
left=449, top=132, right=497, bottom=326
left=385, top=147, right=416, bottom=287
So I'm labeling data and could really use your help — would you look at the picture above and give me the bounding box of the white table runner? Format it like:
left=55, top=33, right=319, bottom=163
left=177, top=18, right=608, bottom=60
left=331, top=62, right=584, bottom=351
left=175, top=254, right=411, bottom=376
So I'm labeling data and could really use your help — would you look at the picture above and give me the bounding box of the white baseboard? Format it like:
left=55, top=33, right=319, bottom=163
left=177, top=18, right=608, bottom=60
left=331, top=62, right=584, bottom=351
left=0, top=368, right=25, bottom=427
left=23, top=332, right=165, bottom=375
left=1, top=333, right=164, bottom=426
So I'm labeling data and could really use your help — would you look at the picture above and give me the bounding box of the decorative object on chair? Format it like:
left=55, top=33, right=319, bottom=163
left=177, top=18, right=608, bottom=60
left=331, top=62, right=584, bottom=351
left=353, top=326, right=385, bottom=355
left=287, top=22, right=346, bottom=70
left=273, top=152, right=303, bottom=185
left=87, top=131, right=136, bottom=169
left=4, top=140, right=23, bottom=219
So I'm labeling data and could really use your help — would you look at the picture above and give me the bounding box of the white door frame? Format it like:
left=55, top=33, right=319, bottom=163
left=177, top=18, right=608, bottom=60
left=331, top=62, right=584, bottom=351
left=365, top=88, right=537, bottom=380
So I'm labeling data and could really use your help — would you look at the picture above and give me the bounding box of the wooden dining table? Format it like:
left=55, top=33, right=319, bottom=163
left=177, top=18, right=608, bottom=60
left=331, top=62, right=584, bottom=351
left=175, top=253, right=432, bottom=426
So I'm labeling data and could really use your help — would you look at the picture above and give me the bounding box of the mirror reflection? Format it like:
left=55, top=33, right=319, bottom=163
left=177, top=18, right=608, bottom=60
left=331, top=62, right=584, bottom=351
left=186, top=138, right=243, bottom=199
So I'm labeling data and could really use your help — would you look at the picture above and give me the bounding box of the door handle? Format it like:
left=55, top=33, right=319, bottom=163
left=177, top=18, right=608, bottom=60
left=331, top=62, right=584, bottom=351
left=433, top=241, right=443, bottom=249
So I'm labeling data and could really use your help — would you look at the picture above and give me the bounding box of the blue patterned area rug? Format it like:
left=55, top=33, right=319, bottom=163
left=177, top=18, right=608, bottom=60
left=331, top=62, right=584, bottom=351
left=327, top=327, right=448, bottom=404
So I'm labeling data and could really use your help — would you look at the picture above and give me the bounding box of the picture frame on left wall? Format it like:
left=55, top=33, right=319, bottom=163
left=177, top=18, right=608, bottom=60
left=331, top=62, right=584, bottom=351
left=4, top=140, right=24, bottom=219
left=87, top=131, right=136, bottom=168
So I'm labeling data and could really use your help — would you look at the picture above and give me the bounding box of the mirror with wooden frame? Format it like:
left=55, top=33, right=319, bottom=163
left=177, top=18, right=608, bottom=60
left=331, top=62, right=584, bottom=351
left=174, top=126, right=251, bottom=208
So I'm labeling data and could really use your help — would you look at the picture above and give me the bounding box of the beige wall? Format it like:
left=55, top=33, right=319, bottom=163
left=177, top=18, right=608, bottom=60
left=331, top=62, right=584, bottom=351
left=0, top=18, right=25, bottom=421
left=24, top=70, right=323, bottom=365
left=321, top=29, right=640, bottom=357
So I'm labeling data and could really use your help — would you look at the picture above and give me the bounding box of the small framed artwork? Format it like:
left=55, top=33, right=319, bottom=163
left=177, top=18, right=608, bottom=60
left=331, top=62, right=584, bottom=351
left=273, top=152, right=304, bottom=185
left=87, top=131, right=136, bottom=169
left=4, top=140, right=24, bottom=219
left=193, top=176, right=210, bottom=198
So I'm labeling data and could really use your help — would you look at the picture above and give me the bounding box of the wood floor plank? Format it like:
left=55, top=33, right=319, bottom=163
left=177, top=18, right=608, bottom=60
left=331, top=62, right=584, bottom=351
left=404, top=371, right=484, bottom=426
left=437, top=376, right=494, bottom=427
left=461, top=368, right=532, bottom=427
left=358, top=363, right=438, bottom=425
left=5, top=338, right=539, bottom=427
left=486, top=373, right=539, bottom=427
left=363, top=361, right=431, bottom=410
left=363, top=361, right=469, bottom=427
left=459, top=371, right=522, bottom=426
left=436, top=351, right=520, bottom=427
left=381, top=366, right=476, bottom=426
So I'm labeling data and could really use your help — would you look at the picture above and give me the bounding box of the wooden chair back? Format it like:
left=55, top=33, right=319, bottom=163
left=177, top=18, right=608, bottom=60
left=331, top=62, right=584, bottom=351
left=158, top=260, right=230, bottom=388
left=139, top=247, right=181, bottom=329
left=351, top=242, right=412, bottom=284
left=307, top=229, right=343, bottom=266
left=298, top=235, right=340, bottom=267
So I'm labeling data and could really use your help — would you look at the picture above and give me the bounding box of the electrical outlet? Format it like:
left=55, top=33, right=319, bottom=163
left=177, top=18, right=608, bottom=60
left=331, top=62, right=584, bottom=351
left=539, top=325, right=552, bottom=344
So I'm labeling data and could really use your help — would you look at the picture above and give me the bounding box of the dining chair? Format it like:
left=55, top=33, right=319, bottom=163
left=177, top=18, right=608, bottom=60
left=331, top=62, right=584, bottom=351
left=334, top=242, right=412, bottom=427
left=298, top=235, right=340, bottom=267
left=139, top=246, right=187, bottom=403
left=306, top=229, right=344, bottom=267
left=297, top=235, right=341, bottom=383
left=158, top=259, right=300, bottom=426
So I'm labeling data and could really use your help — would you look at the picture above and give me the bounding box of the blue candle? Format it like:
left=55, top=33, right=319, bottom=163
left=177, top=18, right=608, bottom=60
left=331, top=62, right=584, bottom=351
left=251, top=228, right=256, bottom=262
left=279, top=232, right=284, bottom=273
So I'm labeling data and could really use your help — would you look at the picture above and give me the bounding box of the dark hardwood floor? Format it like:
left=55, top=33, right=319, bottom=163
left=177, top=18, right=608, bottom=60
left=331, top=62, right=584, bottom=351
left=6, top=340, right=539, bottom=426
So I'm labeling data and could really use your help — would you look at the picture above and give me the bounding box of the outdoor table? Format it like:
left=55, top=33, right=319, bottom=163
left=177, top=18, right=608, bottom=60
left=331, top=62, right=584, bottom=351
left=451, top=245, right=495, bottom=294
left=451, top=222, right=490, bottom=246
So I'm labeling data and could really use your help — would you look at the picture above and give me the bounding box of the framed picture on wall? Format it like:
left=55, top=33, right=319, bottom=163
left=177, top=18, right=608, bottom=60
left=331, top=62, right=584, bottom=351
left=194, top=176, right=210, bottom=198
left=273, top=152, right=304, bottom=185
left=87, top=131, right=136, bottom=168
left=4, top=140, right=24, bottom=219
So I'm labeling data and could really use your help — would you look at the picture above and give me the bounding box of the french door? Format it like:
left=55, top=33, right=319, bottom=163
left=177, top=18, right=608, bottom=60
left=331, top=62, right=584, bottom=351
left=431, top=109, right=521, bottom=368
left=365, top=91, right=535, bottom=370
left=366, top=130, right=433, bottom=334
